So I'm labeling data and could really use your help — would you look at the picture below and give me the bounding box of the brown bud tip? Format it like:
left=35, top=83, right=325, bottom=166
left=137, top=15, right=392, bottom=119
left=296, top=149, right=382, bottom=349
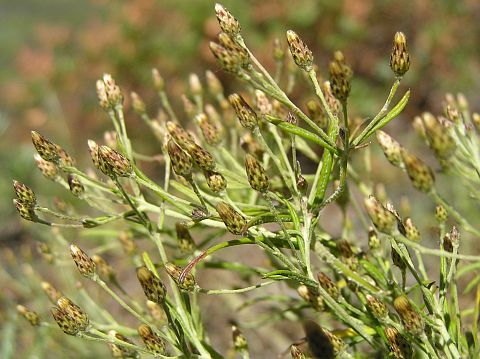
left=228, top=93, right=258, bottom=130
left=57, top=296, right=89, bottom=331
left=216, top=201, right=246, bottom=235
left=31, top=131, right=59, bottom=162
left=99, top=73, right=123, bottom=108
left=70, top=244, right=96, bottom=279
left=136, top=266, right=166, bottom=304
left=204, top=170, right=227, bottom=193
left=245, top=153, right=269, bottom=192
left=393, top=295, right=424, bottom=335
left=364, top=196, right=397, bottom=234
left=138, top=324, right=166, bottom=355
left=403, top=217, right=420, bottom=241
left=16, top=304, right=40, bottom=326
left=209, top=41, right=241, bottom=74
left=215, top=3, right=241, bottom=36
left=165, top=263, right=196, bottom=291
left=167, top=139, right=193, bottom=177
left=286, top=30, right=313, bottom=71
left=51, top=306, right=79, bottom=335
left=317, top=272, right=340, bottom=300
left=401, top=149, right=435, bottom=192
left=183, top=141, right=216, bottom=171
left=390, top=32, right=410, bottom=77
left=376, top=130, right=404, bottom=168
left=365, top=294, right=388, bottom=319
left=196, top=113, right=221, bottom=145
left=329, top=51, right=352, bottom=102
left=13, top=180, right=37, bottom=208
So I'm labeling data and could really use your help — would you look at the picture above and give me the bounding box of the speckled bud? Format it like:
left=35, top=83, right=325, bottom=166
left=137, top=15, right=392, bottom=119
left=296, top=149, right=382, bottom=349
left=364, top=196, right=397, bottom=234
left=422, top=112, right=455, bottom=159
left=70, top=244, right=96, bottom=279
left=297, top=285, right=324, bottom=311
left=136, top=266, right=166, bottom=304
left=57, top=296, right=89, bottom=331
left=91, top=255, right=115, bottom=282
left=365, top=294, right=388, bottom=319
left=216, top=201, right=246, bottom=235
left=393, top=295, right=424, bottom=335
left=34, top=154, right=59, bottom=180
left=389, top=32, right=410, bottom=78
left=41, top=281, right=63, bottom=304
left=385, top=326, right=413, bottom=359
left=245, top=153, right=269, bottom=192
left=108, top=330, right=137, bottom=358
left=435, top=205, right=448, bottom=223
left=167, top=139, right=192, bottom=177
left=99, top=145, right=133, bottom=178
left=166, top=121, right=195, bottom=147
left=14, top=199, right=37, bottom=222
left=16, top=305, right=40, bottom=326
left=218, top=32, right=249, bottom=68
left=31, top=131, right=59, bottom=162
left=215, top=3, right=241, bottom=36
left=232, top=325, right=249, bottom=353
left=401, top=149, right=435, bottom=193
left=329, top=51, right=352, bottom=102
left=165, top=263, right=196, bottom=291
left=286, top=30, right=313, bottom=71
left=209, top=41, right=241, bottom=74
left=51, top=306, right=79, bottom=335
left=376, top=130, right=403, bottom=168
left=196, top=113, right=221, bottom=145
left=184, top=141, right=216, bottom=171
left=317, top=272, right=340, bottom=300
left=403, top=217, right=420, bottom=241
left=13, top=180, right=36, bottom=208
left=175, top=222, right=195, bottom=253
left=204, top=170, right=227, bottom=193
left=67, top=175, right=84, bottom=197
left=138, top=324, right=166, bottom=355
left=228, top=93, right=258, bottom=130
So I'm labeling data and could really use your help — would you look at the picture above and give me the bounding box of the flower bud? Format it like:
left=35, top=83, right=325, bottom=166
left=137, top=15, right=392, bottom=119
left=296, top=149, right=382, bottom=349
left=31, top=131, right=59, bottom=162
left=70, top=244, right=96, bottom=279
left=401, top=149, right=435, bottom=193
left=218, top=32, right=249, bottom=68
left=290, top=344, right=307, bottom=359
left=67, top=175, right=84, bottom=197
left=216, top=201, right=246, bottom=235
left=99, top=145, right=133, bottom=177
left=364, top=196, right=397, bottom=234
left=91, top=255, right=116, bottom=282
left=138, top=324, right=166, bottom=355
left=136, top=266, right=166, bottom=304
left=329, top=51, right=352, bottom=102
left=389, top=32, right=410, bottom=77
left=51, top=306, right=79, bottom=335
left=297, top=285, right=324, bottom=311
left=209, top=41, right=241, bottom=74
left=183, top=141, right=216, bottom=171
left=444, top=226, right=459, bottom=253
left=16, top=304, right=40, bottom=326
left=14, top=199, right=38, bottom=222
left=393, top=295, right=424, bottom=335
left=146, top=300, right=167, bottom=324
left=365, top=294, right=388, bottom=320
left=196, top=113, right=221, bottom=145
left=167, top=139, right=193, bottom=177
left=215, top=3, right=241, bottom=36
left=99, top=73, right=123, bottom=107
left=422, top=112, right=455, bottom=159
left=108, top=330, right=138, bottom=358
left=273, top=38, right=285, bottom=62
left=435, top=204, right=448, bottom=223
left=286, top=30, right=313, bottom=71
left=403, top=217, right=420, bottom=241
left=228, top=93, right=258, bottom=130
left=245, top=153, right=269, bottom=193
left=13, top=180, right=36, bottom=208
left=204, top=170, right=227, bottom=193
left=41, top=281, right=63, bottom=304
left=391, top=245, right=406, bottom=271
left=254, top=90, right=273, bottom=115
left=385, top=326, right=413, bottom=359
left=206, top=70, right=224, bottom=97
left=57, top=296, right=89, bottom=331
left=376, top=130, right=403, bottom=168
left=175, top=222, right=195, bottom=253
left=130, top=91, right=146, bottom=115
left=368, top=226, right=380, bottom=251
left=165, top=263, right=196, bottom=291
left=304, top=321, right=344, bottom=358
left=34, top=154, right=59, bottom=180
left=118, top=231, right=138, bottom=256
left=151, top=68, right=165, bottom=92
left=232, top=325, right=249, bottom=353
left=166, top=121, right=195, bottom=147
left=317, top=272, right=340, bottom=300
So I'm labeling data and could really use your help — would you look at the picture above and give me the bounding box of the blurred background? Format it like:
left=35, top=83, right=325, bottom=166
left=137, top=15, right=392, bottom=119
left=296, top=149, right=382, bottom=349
left=1, top=0, right=480, bottom=357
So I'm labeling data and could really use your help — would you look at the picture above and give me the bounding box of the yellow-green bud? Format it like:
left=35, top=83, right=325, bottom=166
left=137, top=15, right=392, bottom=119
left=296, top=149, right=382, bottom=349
left=13, top=180, right=36, bottom=208
left=165, top=263, right=196, bottom=291
left=183, top=141, right=216, bottom=171
left=204, top=170, right=227, bottom=193
left=196, top=113, right=221, bottom=145
left=385, top=326, right=413, bottom=359
left=67, top=175, right=84, bottom=197
left=51, top=306, right=79, bottom=335
left=401, top=149, right=435, bottom=193
left=57, top=296, right=89, bottom=331
left=98, top=145, right=133, bottom=178
left=215, top=3, right=241, bottom=36
left=329, top=51, right=352, bottom=102
left=218, top=32, right=249, bottom=68
left=245, top=153, right=269, bottom=193
left=389, top=32, right=410, bottom=78
left=435, top=204, right=447, bottom=223
left=34, top=154, right=59, bottom=180
left=138, top=324, right=166, bottom=355
left=393, top=295, right=424, bottom=335
left=403, top=217, right=420, bottom=241
left=175, top=222, right=195, bottom=253
left=70, top=244, right=96, bottom=279
left=209, top=41, right=241, bottom=74
left=16, top=304, right=40, bottom=326
left=364, top=196, right=397, bottom=234
left=422, top=112, right=455, bottom=159
left=136, top=266, right=166, bottom=304
left=167, top=139, right=192, bottom=177
left=365, top=294, right=388, bottom=319
left=317, top=272, right=340, bottom=300
left=13, top=199, right=37, bottom=222
left=31, top=131, right=59, bottom=162
left=376, top=130, right=404, bottom=168
left=228, top=93, right=258, bottom=130
left=216, top=201, right=246, bottom=235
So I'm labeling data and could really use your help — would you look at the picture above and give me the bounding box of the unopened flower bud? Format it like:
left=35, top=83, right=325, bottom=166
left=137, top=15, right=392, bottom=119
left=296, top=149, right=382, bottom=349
left=175, top=222, right=195, bottom=253
left=368, top=226, right=380, bottom=251
left=108, top=331, right=137, bottom=358
left=391, top=245, right=406, bottom=271
left=118, top=231, right=138, bottom=256
left=167, top=139, right=192, bottom=177
left=444, top=226, right=459, bottom=253
left=401, top=149, right=435, bottom=193
left=165, top=263, right=195, bottom=291
left=206, top=70, right=224, bottom=97
left=41, top=281, right=63, bottom=304
left=34, top=154, right=58, bottom=180
left=297, top=285, right=324, bottom=311
left=385, top=326, right=413, bottom=359
left=13, top=180, right=36, bottom=208
left=232, top=324, right=249, bottom=353
left=146, top=300, right=167, bottom=324
left=138, top=324, right=166, bottom=355
left=435, top=205, right=448, bottom=223
left=393, top=295, right=424, bottom=335
left=209, top=41, right=241, bottom=74
left=422, top=112, right=455, bottom=159
left=317, top=272, right=340, bottom=300
left=31, top=131, right=59, bottom=162
left=14, top=199, right=37, bottom=222
left=215, top=3, right=241, bottom=36
left=51, top=306, right=79, bottom=335
left=99, top=145, right=132, bottom=178
left=245, top=153, right=269, bottom=193
left=290, top=344, right=308, bottom=359
left=286, top=30, right=313, bottom=71
left=389, top=32, right=410, bottom=77
left=364, top=196, right=397, bottom=234
left=151, top=68, right=165, bottom=92
left=57, top=296, right=89, bottom=331
left=196, top=113, right=221, bottom=145
left=189, top=73, right=203, bottom=97
left=91, top=255, right=115, bottom=282
left=204, top=170, right=227, bottom=193
left=376, top=130, right=403, bottom=168
left=216, top=201, right=246, bottom=235
left=273, top=38, right=285, bottom=62
left=136, top=266, right=166, bottom=304
left=254, top=90, right=273, bottom=115
left=365, top=294, right=388, bottom=319
left=166, top=121, right=195, bottom=147
left=403, top=217, right=420, bottom=241
left=329, top=51, right=352, bottom=102
left=67, top=175, right=84, bottom=197
left=304, top=321, right=344, bottom=358
left=130, top=92, right=146, bottom=114
left=228, top=93, right=258, bottom=130
left=101, top=73, right=123, bottom=107
left=183, top=141, right=216, bottom=171
left=16, top=305, right=40, bottom=326
left=70, top=244, right=96, bottom=279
